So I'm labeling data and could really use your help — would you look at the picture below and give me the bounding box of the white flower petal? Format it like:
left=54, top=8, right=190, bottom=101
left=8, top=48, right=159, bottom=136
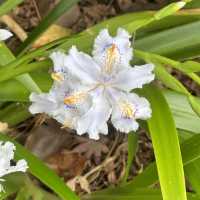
left=50, top=51, right=67, bottom=72
left=0, top=142, right=28, bottom=178
left=49, top=51, right=69, bottom=82
left=92, top=28, right=133, bottom=74
left=98, top=123, right=108, bottom=135
left=4, top=159, right=28, bottom=176
left=111, top=91, right=151, bottom=133
left=77, top=94, right=111, bottom=140
left=113, top=64, right=155, bottom=91
left=29, top=79, right=92, bottom=129
left=116, top=28, right=131, bottom=39
left=0, top=29, right=12, bottom=41
left=132, top=94, right=152, bottom=120
left=92, top=29, right=112, bottom=64
left=0, top=142, right=15, bottom=169
left=64, top=46, right=101, bottom=84
left=112, top=117, right=139, bottom=133
left=29, top=93, right=57, bottom=114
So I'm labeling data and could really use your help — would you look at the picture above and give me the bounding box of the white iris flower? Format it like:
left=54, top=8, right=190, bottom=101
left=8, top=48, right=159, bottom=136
left=29, top=28, right=154, bottom=140
left=0, top=29, right=12, bottom=41
left=0, top=142, right=28, bottom=192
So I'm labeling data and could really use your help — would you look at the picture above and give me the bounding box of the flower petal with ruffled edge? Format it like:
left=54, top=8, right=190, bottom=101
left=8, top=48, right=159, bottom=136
left=50, top=51, right=68, bottom=82
left=0, top=29, right=12, bottom=41
left=0, top=142, right=28, bottom=192
left=64, top=46, right=101, bottom=85
left=77, top=92, right=112, bottom=140
left=29, top=80, right=92, bottom=129
left=110, top=91, right=151, bottom=133
left=112, top=64, right=155, bottom=92
left=92, top=28, right=133, bottom=74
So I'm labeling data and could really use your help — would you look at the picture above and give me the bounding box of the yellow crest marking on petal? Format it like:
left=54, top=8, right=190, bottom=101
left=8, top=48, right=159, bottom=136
left=64, top=92, right=87, bottom=105
left=51, top=72, right=64, bottom=82
left=61, top=120, right=73, bottom=129
left=104, top=44, right=119, bottom=74
left=119, top=101, right=135, bottom=119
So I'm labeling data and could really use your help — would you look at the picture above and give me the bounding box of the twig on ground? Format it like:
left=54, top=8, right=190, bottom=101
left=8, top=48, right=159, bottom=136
left=0, top=14, right=27, bottom=41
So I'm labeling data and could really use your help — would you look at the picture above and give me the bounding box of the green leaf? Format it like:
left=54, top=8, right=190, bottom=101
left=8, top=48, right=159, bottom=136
left=0, top=103, right=31, bottom=126
left=0, top=71, right=52, bottom=102
left=188, top=95, right=200, bottom=117
left=0, top=0, right=24, bottom=17
left=141, top=85, right=187, bottom=200
left=181, top=131, right=200, bottom=197
left=186, top=0, right=200, bottom=8
left=0, top=42, right=42, bottom=93
left=164, top=90, right=200, bottom=134
left=84, top=189, right=199, bottom=200
left=153, top=61, right=189, bottom=95
left=0, top=134, right=79, bottom=200
left=121, top=133, right=138, bottom=184
left=135, top=20, right=200, bottom=60
left=0, top=173, right=26, bottom=200
left=16, top=0, right=80, bottom=55
left=154, top=1, right=187, bottom=20
left=185, top=159, right=200, bottom=197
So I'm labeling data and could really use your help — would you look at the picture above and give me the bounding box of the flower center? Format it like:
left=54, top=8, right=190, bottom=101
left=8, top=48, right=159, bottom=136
left=120, top=101, right=136, bottom=119
left=51, top=72, right=64, bottom=82
left=104, top=44, right=120, bottom=74
left=64, top=92, right=87, bottom=106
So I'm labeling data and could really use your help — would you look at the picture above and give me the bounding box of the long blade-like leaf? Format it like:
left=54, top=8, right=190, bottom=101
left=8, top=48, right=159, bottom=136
left=140, top=85, right=187, bottom=200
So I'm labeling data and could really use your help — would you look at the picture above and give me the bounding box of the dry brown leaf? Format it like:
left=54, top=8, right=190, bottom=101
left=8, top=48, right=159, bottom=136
left=32, top=24, right=71, bottom=48
left=73, top=140, right=109, bottom=161
left=46, top=150, right=86, bottom=180
left=66, top=178, right=77, bottom=191
left=67, top=176, right=91, bottom=194
left=78, top=176, right=91, bottom=194
left=0, top=122, right=8, bottom=132
left=25, top=119, right=74, bottom=159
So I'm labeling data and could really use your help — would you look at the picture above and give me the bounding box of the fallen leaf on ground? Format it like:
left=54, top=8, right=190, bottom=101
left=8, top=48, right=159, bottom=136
left=73, top=140, right=109, bottom=162
left=32, top=24, right=71, bottom=48
left=46, top=150, right=86, bottom=180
